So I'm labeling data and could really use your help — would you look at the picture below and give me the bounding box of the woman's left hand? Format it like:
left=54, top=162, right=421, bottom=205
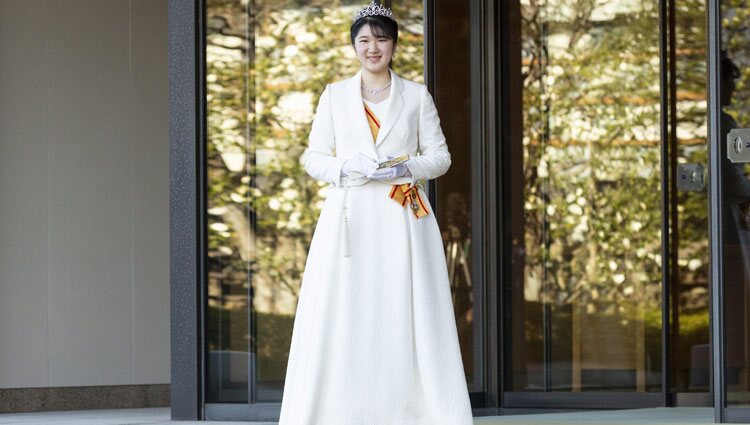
left=367, top=156, right=412, bottom=180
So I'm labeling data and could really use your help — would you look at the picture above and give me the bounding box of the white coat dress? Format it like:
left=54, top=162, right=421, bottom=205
left=277, top=68, right=474, bottom=425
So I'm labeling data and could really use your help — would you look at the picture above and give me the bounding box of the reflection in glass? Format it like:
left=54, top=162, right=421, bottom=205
left=510, top=0, right=663, bottom=392
left=721, top=0, right=750, bottom=406
left=205, top=0, right=252, bottom=403
left=205, top=0, right=427, bottom=403
left=672, top=0, right=710, bottom=394
left=433, top=1, right=477, bottom=391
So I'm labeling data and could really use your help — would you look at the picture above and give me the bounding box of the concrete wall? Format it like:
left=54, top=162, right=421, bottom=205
left=0, top=0, right=169, bottom=388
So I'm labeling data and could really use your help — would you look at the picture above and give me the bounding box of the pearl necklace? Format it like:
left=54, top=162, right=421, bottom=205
left=361, top=80, right=392, bottom=95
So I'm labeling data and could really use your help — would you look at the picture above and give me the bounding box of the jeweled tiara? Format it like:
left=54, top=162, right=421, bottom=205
left=352, top=1, right=396, bottom=23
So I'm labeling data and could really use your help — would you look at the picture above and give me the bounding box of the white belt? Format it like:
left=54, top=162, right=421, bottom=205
left=333, top=173, right=416, bottom=188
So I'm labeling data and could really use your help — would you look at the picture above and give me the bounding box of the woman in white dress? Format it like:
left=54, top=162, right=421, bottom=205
left=278, top=2, right=474, bottom=424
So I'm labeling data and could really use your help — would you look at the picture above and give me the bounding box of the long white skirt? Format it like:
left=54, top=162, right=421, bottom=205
left=278, top=181, right=474, bottom=425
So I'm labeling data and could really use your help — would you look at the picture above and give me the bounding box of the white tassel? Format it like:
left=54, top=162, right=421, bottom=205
left=341, top=187, right=350, bottom=257
left=341, top=213, right=351, bottom=257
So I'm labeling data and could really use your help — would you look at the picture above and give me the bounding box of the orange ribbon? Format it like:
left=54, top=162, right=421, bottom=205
left=389, top=183, right=429, bottom=219
left=364, top=103, right=380, bottom=142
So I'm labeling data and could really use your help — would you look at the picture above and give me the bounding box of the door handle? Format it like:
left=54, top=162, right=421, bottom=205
left=728, top=129, right=750, bottom=163
left=677, top=163, right=706, bottom=192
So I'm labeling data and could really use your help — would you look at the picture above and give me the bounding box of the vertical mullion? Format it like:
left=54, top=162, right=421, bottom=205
left=499, top=0, right=522, bottom=405
left=658, top=0, right=672, bottom=407
left=498, top=0, right=523, bottom=404
left=469, top=0, right=489, bottom=406
left=707, top=0, right=725, bottom=419
left=245, top=0, right=258, bottom=405
left=668, top=0, right=680, bottom=401
left=485, top=0, right=500, bottom=408
left=168, top=0, right=206, bottom=419
left=423, top=0, right=437, bottom=208
left=197, top=0, right=208, bottom=417
left=489, top=0, right=500, bottom=405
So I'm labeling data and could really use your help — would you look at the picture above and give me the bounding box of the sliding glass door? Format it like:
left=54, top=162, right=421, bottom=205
left=709, top=0, right=750, bottom=421
left=201, top=0, right=484, bottom=419
left=501, top=0, right=711, bottom=408
left=506, top=0, right=664, bottom=404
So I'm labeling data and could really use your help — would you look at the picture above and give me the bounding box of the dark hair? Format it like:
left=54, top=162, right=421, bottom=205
left=350, top=15, right=399, bottom=68
left=721, top=49, right=740, bottom=80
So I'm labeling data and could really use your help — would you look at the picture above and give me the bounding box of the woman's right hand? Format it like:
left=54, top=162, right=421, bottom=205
left=341, top=153, right=378, bottom=177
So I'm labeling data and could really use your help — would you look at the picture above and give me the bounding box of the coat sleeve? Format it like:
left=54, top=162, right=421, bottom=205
left=406, top=84, right=451, bottom=187
left=301, top=84, right=348, bottom=187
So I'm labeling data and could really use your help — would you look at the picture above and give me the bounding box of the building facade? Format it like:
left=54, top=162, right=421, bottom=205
left=1, top=0, right=170, bottom=413
left=169, top=0, right=750, bottom=422
left=1, top=0, right=748, bottom=422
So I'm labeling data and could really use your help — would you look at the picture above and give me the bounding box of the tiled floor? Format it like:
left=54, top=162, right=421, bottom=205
left=0, top=407, right=729, bottom=425
left=0, top=409, right=182, bottom=425
left=475, top=407, right=717, bottom=424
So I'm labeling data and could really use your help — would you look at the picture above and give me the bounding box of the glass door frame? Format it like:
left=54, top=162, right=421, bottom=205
left=707, top=0, right=723, bottom=421
left=493, top=0, right=710, bottom=410
left=172, top=0, right=725, bottom=418
left=169, top=0, right=206, bottom=420
left=167, top=0, right=499, bottom=420
left=707, top=0, right=749, bottom=421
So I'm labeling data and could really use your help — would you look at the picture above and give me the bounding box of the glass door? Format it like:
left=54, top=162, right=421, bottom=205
left=709, top=0, right=750, bottom=421
left=505, top=0, right=664, bottom=406
left=204, top=0, right=429, bottom=413
left=202, top=0, right=485, bottom=419
left=501, top=0, right=712, bottom=408
left=669, top=0, right=711, bottom=405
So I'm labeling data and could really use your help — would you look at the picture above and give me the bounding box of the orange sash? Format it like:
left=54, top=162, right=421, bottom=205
left=364, top=103, right=380, bottom=142
left=363, top=102, right=429, bottom=219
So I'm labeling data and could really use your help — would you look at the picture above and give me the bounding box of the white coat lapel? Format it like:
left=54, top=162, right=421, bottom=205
left=374, top=69, right=405, bottom=147
left=345, top=70, right=378, bottom=158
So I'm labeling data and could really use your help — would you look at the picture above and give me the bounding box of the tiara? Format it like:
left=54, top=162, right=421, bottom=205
left=352, top=1, right=396, bottom=23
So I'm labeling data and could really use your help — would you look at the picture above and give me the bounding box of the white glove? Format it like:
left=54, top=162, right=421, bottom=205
left=366, top=155, right=412, bottom=180
left=341, top=153, right=378, bottom=177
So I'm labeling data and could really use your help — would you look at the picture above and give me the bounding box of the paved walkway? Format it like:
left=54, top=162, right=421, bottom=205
left=476, top=407, right=717, bottom=424
left=0, top=406, right=731, bottom=425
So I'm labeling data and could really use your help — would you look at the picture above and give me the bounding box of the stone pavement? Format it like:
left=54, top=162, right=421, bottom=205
left=0, top=406, right=733, bottom=425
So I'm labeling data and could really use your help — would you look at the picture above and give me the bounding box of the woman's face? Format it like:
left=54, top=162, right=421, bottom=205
left=353, top=24, right=395, bottom=75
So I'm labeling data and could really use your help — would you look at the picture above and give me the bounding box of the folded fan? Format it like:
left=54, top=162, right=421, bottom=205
left=377, top=154, right=410, bottom=169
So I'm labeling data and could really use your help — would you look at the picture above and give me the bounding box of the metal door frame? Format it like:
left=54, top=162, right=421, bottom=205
left=706, top=0, right=750, bottom=420
left=169, top=0, right=500, bottom=420
left=169, top=0, right=206, bottom=420
left=494, top=0, right=708, bottom=410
